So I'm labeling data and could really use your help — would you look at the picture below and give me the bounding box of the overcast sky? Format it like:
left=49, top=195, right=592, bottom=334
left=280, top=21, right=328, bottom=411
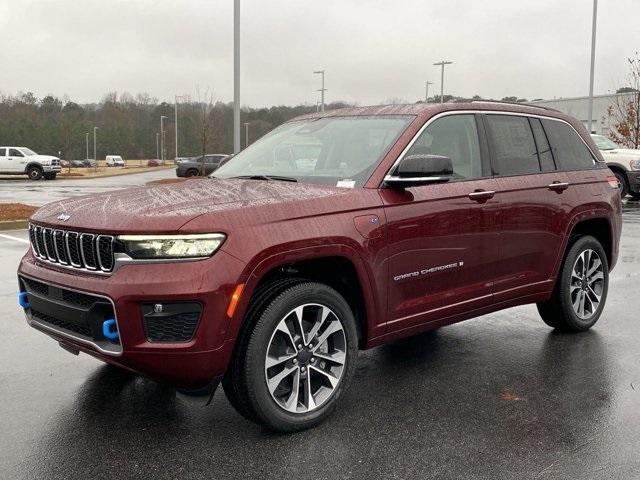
left=0, top=0, right=637, bottom=107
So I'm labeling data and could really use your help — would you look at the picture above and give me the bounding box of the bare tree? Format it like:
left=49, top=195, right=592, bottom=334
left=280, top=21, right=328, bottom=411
left=605, top=52, right=640, bottom=148
left=195, top=87, right=215, bottom=176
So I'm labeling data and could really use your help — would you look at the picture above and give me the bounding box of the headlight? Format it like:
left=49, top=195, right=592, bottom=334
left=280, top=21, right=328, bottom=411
left=117, top=233, right=226, bottom=259
left=630, top=159, right=640, bottom=171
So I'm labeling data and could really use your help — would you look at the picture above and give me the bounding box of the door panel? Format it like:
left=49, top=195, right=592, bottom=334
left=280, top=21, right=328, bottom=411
left=382, top=179, right=500, bottom=330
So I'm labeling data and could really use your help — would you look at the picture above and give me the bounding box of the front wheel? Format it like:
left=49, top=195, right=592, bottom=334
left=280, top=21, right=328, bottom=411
left=232, top=282, right=358, bottom=432
left=43, top=172, right=57, bottom=180
left=537, top=235, right=609, bottom=332
left=27, top=166, right=43, bottom=180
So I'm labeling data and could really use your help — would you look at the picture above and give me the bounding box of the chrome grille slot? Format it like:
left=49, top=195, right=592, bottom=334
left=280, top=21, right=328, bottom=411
left=28, top=224, right=115, bottom=274
left=66, top=232, right=82, bottom=267
left=53, top=230, right=69, bottom=265
left=80, top=234, right=97, bottom=270
left=43, top=228, right=57, bottom=261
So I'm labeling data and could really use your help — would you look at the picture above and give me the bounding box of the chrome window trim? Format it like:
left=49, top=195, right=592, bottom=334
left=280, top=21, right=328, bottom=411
left=382, top=110, right=600, bottom=185
left=19, top=273, right=123, bottom=356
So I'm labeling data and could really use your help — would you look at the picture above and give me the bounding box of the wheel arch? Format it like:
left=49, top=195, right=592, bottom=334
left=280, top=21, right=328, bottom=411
left=227, top=245, right=379, bottom=350
left=24, top=162, right=43, bottom=174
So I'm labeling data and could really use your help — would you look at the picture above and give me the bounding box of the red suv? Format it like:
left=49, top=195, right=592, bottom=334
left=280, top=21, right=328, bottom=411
left=18, top=102, right=621, bottom=431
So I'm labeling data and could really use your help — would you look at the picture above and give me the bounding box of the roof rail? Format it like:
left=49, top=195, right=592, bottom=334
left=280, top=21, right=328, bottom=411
left=470, top=100, right=561, bottom=113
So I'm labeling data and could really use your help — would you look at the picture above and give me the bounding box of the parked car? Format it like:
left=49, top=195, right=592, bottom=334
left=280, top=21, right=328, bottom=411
left=147, top=159, right=160, bottom=167
left=0, top=146, right=61, bottom=180
left=70, top=159, right=96, bottom=168
left=105, top=155, right=125, bottom=167
left=591, top=134, right=640, bottom=199
left=175, top=157, right=192, bottom=164
left=60, top=159, right=70, bottom=168
left=175, top=154, right=228, bottom=177
left=18, top=102, right=621, bottom=432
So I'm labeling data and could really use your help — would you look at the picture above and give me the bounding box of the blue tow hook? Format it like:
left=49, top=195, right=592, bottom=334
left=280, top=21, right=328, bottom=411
left=18, top=292, right=30, bottom=309
left=102, top=319, right=119, bottom=341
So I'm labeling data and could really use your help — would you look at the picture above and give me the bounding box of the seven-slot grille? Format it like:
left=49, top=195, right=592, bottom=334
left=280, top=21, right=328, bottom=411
left=29, top=224, right=115, bottom=273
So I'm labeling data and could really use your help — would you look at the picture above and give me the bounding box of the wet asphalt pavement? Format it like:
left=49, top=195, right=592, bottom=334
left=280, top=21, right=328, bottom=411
left=0, top=169, right=174, bottom=206
left=0, top=202, right=639, bottom=480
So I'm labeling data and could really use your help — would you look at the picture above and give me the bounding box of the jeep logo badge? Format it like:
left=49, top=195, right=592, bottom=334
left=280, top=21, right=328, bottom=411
left=56, top=213, right=71, bottom=222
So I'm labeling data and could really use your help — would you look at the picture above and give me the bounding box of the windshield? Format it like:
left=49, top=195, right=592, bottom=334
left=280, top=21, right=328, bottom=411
left=19, top=148, right=37, bottom=156
left=214, top=115, right=414, bottom=187
left=591, top=135, right=617, bottom=150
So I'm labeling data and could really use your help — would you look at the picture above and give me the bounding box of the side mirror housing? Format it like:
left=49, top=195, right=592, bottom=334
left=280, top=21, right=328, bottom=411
left=384, top=154, right=453, bottom=188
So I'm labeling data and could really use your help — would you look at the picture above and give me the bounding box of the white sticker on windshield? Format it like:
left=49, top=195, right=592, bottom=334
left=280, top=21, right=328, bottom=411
left=336, top=179, right=355, bottom=188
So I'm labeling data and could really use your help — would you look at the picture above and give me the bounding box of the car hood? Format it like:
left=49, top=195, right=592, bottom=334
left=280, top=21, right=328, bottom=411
left=30, top=155, right=59, bottom=163
left=30, top=178, right=363, bottom=233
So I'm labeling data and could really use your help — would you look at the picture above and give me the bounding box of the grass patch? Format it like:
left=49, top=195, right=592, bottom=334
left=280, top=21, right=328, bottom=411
left=0, top=203, right=38, bottom=221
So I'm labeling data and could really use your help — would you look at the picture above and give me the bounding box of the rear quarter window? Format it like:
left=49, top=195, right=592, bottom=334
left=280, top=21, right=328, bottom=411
left=541, top=119, right=595, bottom=170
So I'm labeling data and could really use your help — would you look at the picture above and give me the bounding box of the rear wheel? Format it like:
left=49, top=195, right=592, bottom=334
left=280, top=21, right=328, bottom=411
left=226, top=282, right=358, bottom=432
left=27, top=165, right=43, bottom=180
left=537, top=236, right=609, bottom=332
left=613, top=170, right=629, bottom=198
left=186, top=169, right=199, bottom=177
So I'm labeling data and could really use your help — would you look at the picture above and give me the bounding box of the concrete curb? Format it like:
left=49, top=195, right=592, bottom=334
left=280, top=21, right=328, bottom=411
left=0, top=220, right=29, bottom=231
left=57, top=166, right=174, bottom=181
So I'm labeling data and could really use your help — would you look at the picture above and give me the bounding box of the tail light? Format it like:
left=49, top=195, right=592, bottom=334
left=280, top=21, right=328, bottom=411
left=607, top=175, right=619, bottom=189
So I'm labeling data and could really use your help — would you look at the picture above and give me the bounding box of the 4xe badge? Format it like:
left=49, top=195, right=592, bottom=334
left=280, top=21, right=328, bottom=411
left=56, top=213, right=71, bottom=222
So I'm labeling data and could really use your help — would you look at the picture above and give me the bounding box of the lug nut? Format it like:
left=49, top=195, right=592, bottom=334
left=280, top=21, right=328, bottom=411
left=292, top=358, right=298, bottom=364
left=310, top=358, right=315, bottom=363
left=297, top=344, right=303, bottom=350
left=301, top=366, right=306, bottom=372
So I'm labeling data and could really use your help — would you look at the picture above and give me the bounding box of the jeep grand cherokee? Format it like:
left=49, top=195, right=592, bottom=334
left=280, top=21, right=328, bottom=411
left=18, top=102, right=622, bottom=432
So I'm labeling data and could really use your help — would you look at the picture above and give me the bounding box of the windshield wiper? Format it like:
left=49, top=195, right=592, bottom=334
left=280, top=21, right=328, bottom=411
left=230, top=175, right=298, bottom=182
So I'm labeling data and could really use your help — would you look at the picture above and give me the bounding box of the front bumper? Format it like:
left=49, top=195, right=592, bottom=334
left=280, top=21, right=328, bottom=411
left=43, top=165, right=62, bottom=172
left=17, top=249, right=246, bottom=388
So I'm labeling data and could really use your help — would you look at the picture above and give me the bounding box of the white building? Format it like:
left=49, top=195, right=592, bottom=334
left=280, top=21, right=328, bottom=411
left=529, top=92, right=636, bottom=135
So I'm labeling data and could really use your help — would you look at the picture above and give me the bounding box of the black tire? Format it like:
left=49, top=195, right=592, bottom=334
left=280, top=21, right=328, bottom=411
left=629, top=191, right=640, bottom=201
left=43, top=172, right=57, bottom=180
left=223, top=277, right=304, bottom=423
left=27, top=165, right=43, bottom=181
left=228, top=282, right=358, bottom=432
left=613, top=170, right=629, bottom=198
left=185, top=169, right=199, bottom=177
left=537, top=235, right=609, bottom=332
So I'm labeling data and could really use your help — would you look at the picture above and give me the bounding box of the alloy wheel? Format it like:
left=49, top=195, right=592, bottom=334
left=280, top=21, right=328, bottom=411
left=570, top=249, right=604, bottom=320
left=264, top=303, right=346, bottom=413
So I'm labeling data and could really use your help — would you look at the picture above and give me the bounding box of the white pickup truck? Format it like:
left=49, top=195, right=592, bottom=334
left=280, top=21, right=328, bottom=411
left=591, top=135, right=640, bottom=199
left=0, top=147, right=61, bottom=180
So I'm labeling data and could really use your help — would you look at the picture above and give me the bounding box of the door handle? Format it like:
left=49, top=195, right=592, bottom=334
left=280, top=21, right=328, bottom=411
left=468, top=190, right=496, bottom=202
left=548, top=181, right=570, bottom=192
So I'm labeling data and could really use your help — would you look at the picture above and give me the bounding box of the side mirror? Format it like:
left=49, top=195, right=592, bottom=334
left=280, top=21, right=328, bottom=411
left=384, top=154, right=453, bottom=188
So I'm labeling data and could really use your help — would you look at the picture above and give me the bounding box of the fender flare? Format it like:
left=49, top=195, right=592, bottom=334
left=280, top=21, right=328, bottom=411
left=223, top=242, right=381, bottom=346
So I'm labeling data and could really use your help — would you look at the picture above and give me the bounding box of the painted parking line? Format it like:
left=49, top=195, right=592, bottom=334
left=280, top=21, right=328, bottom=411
left=0, top=233, right=30, bottom=244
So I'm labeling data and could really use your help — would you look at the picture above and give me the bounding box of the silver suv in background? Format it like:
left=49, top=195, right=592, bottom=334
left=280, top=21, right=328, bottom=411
left=0, top=147, right=62, bottom=180
left=591, top=134, right=640, bottom=199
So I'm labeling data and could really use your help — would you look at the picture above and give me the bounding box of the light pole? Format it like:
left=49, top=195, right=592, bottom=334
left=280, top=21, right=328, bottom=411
left=244, top=122, right=250, bottom=148
left=587, top=0, right=598, bottom=133
left=425, top=81, right=433, bottom=103
left=314, top=70, right=326, bottom=112
left=175, top=95, right=187, bottom=161
left=233, top=0, right=241, bottom=154
left=156, top=133, right=159, bottom=160
left=433, top=60, right=453, bottom=103
left=160, top=115, right=168, bottom=162
left=93, top=126, right=98, bottom=170
left=85, top=132, right=89, bottom=160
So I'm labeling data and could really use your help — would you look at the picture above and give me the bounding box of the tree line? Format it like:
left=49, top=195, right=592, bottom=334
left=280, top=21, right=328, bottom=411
left=0, top=91, right=348, bottom=160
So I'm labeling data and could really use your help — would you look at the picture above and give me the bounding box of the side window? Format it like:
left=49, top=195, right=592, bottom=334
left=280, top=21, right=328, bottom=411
left=0, top=148, right=6, bottom=157
left=541, top=119, right=595, bottom=170
left=9, top=148, right=23, bottom=157
left=485, top=115, right=540, bottom=176
left=403, top=114, right=482, bottom=180
left=530, top=118, right=556, bottom=171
